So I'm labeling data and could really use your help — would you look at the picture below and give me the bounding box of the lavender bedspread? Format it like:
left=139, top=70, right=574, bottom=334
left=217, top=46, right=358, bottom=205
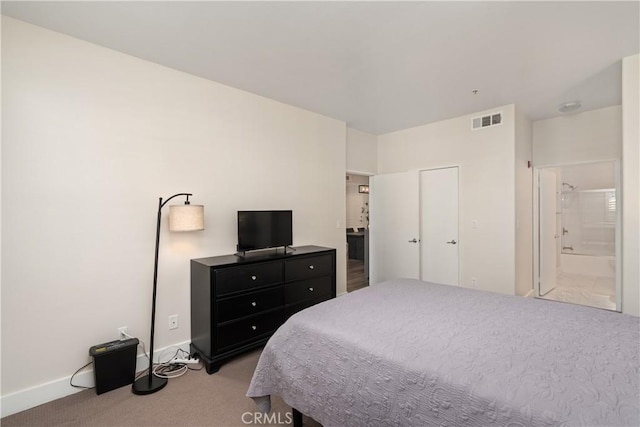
left=247, top=279, right=640, bottom=426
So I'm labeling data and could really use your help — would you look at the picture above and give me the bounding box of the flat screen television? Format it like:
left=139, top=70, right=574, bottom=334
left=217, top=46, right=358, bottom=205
left=237, top=210, right=293, bottom=252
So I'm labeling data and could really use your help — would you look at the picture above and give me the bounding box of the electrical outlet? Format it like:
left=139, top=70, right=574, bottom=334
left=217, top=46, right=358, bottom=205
left=471, top=277, right=478, bottom=288
left=168, top=315, right=178, bottom=330
left=118, top=326, right=128, bottom=340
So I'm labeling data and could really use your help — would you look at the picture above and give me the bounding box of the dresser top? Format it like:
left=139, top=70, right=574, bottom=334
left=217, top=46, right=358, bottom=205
left=192, top=245, right=335, bottom=268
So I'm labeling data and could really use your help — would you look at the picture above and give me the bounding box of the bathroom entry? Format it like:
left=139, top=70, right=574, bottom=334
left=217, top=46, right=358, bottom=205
left=535, top=161, right=620, bottom=311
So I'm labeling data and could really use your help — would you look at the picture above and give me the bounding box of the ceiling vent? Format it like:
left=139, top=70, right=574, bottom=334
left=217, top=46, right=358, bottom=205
left=472, top=112, right=502, bottom=130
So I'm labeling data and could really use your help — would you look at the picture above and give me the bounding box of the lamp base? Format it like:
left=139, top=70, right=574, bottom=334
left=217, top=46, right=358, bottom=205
left=132, top=374, right=167, bottom=395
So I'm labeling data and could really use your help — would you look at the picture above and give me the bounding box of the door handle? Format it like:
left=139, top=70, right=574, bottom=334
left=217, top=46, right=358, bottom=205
left=408, top=238, right=419, bottom=243
left=446, top=240, right=457, bottom=244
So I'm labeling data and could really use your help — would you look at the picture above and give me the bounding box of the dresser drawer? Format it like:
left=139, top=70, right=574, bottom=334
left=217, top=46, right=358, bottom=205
left=285, top=254, right=333, bottom=282
left=215, top=261, right=283, bottom=296
left=217, top=286, right=283, bottom=323
left=217, top=309, right=284, bottom=350
left=285, top=276, right=333, bottom=304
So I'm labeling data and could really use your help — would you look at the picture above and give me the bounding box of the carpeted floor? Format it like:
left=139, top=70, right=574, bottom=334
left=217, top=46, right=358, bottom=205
left=1, top=349, right=321, bottom=426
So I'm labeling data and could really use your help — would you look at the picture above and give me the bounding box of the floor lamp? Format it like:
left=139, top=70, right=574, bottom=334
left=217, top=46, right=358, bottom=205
left=133, top=193, right=204, bottom=395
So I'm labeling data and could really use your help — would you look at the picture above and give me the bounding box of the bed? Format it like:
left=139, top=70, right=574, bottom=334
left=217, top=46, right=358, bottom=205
left=247, top=278, right=640, bottom=426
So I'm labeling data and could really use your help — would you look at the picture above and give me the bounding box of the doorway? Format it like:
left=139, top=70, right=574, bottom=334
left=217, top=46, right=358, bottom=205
left=346, top=174, right=369, bottom=292
left=535, top=161, right=621, bottom=311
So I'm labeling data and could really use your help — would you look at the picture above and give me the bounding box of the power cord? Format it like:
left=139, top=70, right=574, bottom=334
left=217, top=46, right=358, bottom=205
left=168, top=347, right=203, bottom=371
left=152, top=347, right=202, bottom=378
left=70, top=361, right=95, bottom=390
left=153, top=363, right=188, bottom=378
left=124, top=335, right=202, bottom=379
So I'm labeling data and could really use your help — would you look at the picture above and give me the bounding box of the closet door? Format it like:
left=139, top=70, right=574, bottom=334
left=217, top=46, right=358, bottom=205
left=369, top=171, right=420, bottom=284
left=420, top=167, right=459, bottom=286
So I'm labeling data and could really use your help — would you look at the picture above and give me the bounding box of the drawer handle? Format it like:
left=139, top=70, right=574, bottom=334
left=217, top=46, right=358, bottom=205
left=251, top=301, right=257, bottom=307
left=308, top=265, right=314, bottom=270
left=251, top=275, right=257, bottom=281
left=309, top=287, right=314, bottom=292
left=251, top=325, right=257, bottom=331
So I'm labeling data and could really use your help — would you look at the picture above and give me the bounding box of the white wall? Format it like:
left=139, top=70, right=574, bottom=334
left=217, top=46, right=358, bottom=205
left=377, top=105, right=516, bottom=295
left=622, top=54, right=639, bottom=316
left=533, top=105, right=622, bottom=165
left=346, top=127, right=377, bottom=175
left=515, top=108, right=533, bottom=296
left=561, top=161, right=616, bottom=190
left=1, top=16, right=347, bottom=412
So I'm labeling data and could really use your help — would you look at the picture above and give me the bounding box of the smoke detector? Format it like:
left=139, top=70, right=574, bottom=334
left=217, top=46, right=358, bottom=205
left=558, top=101, right=582, bottom=113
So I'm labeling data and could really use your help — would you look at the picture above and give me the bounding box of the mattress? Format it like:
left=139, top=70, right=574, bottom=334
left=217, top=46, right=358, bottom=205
left=247, top=279, right=640, bottom=426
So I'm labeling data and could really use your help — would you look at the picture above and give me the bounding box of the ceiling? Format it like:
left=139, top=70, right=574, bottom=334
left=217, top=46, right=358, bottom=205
left=2, top=1, right=638, bottom=135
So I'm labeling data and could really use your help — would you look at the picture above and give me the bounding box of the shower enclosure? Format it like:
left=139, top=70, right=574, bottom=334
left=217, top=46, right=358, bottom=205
left=535, top=161, right=620, bottom=311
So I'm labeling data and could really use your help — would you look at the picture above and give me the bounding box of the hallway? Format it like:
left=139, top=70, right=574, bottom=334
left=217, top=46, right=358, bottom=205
left=347, top=259, right=368, bottom=292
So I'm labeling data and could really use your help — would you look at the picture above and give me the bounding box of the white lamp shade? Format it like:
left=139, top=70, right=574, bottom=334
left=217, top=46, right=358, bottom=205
left=169, top=205, right=204, bottom=231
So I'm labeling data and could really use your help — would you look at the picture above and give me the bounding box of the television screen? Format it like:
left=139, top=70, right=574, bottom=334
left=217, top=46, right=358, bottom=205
left=237, top=210, right=293, bottom=252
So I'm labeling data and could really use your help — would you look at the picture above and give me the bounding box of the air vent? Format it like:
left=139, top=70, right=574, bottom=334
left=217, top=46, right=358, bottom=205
left=472, top=112, right=502, bottom=130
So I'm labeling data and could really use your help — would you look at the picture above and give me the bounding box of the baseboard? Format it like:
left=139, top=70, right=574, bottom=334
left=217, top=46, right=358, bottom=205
left=0, top=340, right=191, bottom=418
left=525, top=289, right=534, bottom=298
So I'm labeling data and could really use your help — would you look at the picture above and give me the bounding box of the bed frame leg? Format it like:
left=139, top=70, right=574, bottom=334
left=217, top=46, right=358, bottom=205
left=292, top=408, right=303, bottom=427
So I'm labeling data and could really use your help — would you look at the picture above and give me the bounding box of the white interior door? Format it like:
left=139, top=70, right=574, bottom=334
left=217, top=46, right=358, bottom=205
left=539, top=168, right=558, bottom=296
left=369, top=171, right=420, bottom=284
left=420, top=167, right=459, bottom=286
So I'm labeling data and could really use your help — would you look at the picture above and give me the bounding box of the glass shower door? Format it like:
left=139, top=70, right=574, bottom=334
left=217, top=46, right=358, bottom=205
left=539, top=168, right=558, bottom=296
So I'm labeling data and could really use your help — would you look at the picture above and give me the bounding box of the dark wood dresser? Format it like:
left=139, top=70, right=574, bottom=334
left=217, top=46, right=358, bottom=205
left=190, top=245, right=336, bottom=374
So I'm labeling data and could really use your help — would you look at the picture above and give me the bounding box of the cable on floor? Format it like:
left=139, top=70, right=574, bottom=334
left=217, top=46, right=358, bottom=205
left=70, top=361, right=95, bottom=390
